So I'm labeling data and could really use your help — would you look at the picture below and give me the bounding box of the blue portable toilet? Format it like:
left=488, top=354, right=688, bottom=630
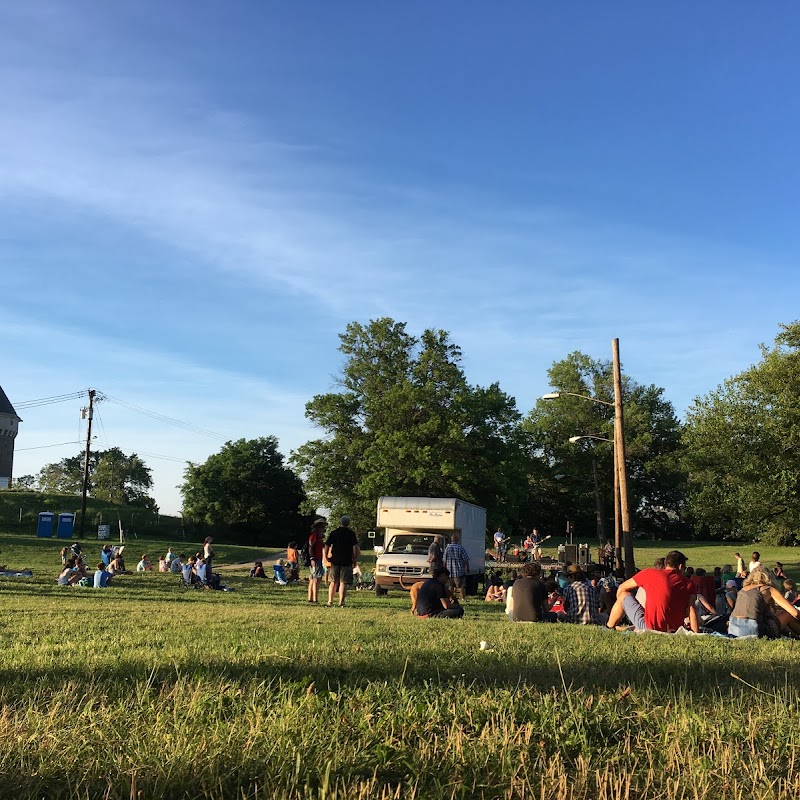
left=56, top=513, right=75, bottom=539
left=37, top=512, right=55, bottom=538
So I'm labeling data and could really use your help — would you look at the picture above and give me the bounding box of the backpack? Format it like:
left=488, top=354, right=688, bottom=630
left=300, top=539, right=312, bottom=568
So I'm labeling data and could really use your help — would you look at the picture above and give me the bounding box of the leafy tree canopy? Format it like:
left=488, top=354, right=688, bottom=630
left=291, top=318, right=528, bottom=532
left=523, top=351, right=686, bottom=538
left=684, top=321, right=800, bottom=544
left=36, top=448, right=156, bottom=509
left=181, top=437, right=307, bottom=546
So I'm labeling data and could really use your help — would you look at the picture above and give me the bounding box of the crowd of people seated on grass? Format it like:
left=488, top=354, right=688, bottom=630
left=486, top=549, right=800, bottom=638
left=55, top=541, right=230, bottom=590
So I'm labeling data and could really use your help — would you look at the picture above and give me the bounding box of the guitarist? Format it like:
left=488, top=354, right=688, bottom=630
left=530, top=528, right=550, bottom=562
left=493, top=528, right=510, bottom=562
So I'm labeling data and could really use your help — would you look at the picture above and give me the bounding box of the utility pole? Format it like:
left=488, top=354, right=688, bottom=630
left=78, top=389, right=96, bottom=538
left=591, top=458, right=607, bottom=544
left=612, top=339, right=635, bottom=578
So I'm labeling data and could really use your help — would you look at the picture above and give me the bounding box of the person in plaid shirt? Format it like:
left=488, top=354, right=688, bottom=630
left=444, top=533, right=470, bottom=601
left=563, top=566, right=601, bottom=625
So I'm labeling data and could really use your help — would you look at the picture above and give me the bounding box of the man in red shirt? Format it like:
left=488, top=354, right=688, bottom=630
left=606, top=550, right=699, bottom=633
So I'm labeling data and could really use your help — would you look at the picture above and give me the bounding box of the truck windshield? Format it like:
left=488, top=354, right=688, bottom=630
left=385, top=534, right=435, bottom=555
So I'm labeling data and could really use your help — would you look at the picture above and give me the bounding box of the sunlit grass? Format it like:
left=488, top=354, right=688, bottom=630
left=2, top=532, right=800, bottom=798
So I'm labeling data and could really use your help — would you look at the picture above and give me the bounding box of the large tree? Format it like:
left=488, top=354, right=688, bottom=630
left=523, top=351, right=686, bottom=539
left=683, top=322, right=800, bottom=544
left=291, top=319, right=528, bottom=532
left=181, top=437, right=307, bottom=545
left=37, top=448, right=155, bottom=508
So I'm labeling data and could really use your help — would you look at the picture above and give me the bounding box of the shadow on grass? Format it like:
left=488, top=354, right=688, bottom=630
left=3, top=634, right=799, bottom=699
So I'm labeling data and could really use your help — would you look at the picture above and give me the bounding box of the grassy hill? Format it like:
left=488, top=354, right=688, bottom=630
left=0, top=488, right=183, bottom=539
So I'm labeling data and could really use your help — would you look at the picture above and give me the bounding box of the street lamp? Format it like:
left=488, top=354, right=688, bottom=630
left=542, top=338, right=635, bottom=577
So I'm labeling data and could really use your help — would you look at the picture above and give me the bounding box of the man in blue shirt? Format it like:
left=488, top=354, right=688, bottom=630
left=93, top=562, right=112, bottom=588
left=444, top=533, right=470, bottom=601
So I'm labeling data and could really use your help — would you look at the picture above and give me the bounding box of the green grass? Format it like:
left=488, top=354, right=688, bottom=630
left=1, top=532, right=800, bottom=799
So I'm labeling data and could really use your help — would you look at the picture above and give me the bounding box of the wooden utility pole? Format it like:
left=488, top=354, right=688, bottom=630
left=591, top=458, right=607, bottom=544
left=78, top=389, right=96, bottom=538
left=612, top=339, right=635, bottom=577
left=613, top=452, right=622, bottom=570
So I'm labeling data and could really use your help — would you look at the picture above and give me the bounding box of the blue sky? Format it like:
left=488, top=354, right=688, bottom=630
left=2, top=3, right=798, bottom=514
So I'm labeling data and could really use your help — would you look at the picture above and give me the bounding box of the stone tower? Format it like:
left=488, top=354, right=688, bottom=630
left=0, top=385, right=21, bottom=489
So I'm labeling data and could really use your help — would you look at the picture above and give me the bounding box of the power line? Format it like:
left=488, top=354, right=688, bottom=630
left=14, top=391, right=88, bottom=410
left=100, top=393, right=225, bottom=440
left=17, top=440, right=83, bottom=451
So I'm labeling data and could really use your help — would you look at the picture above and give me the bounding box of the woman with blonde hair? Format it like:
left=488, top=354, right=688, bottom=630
left=729, top=567, right=800, bottom=638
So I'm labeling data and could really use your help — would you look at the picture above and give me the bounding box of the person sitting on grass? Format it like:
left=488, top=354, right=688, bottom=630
left=100, top=544, right=113, bottom=567
left=136, top=554, right=153, bottom=573
left=250, top=561, right=266, bottom=578
left=563, top=567, right=601, bottom=625
left=510, top=563, right=555, bottom=623
left=784, top=580, right=799, bottom=606
left=195, top=556, right=208, bottom=585
left=57, top=559, right=82, bottom=586
left=414, top=567, right=464, bottom=619
left=273, top=559, right=288, bottom=585
left=165, top=547, right=177, bottom=565
left=546, top=580, right=565, bottom=618
left=158, top=557, right=169, bottom=572
left=170, top=553, right=185, bottom=575
left=724, top=580, right=738, bottom=612
left=485, top=574, right=505, bottom=602
left=109, top=550, right=129, bottom=575
left=93, top=562, right=112, bottom=588
left=182, top=556, right=198, bottom=586
left=606, top=550, right=700, bottom=634
left=728, top=567, right=800, bottom=638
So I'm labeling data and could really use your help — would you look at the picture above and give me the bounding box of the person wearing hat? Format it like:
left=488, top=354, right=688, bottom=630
left=325, top=515, right=360, bottom=607
left=307, top=519, right=327, bottom=604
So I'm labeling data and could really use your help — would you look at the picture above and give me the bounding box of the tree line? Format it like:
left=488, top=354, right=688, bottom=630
left=19, top=318, right=800, bottom=546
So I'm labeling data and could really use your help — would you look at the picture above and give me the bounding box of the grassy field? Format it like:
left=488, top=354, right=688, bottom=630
left=1, top=532, right=800, bottom=799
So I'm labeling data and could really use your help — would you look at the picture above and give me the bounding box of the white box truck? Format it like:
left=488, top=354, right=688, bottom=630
left=373, top=496, right=487, bottom=595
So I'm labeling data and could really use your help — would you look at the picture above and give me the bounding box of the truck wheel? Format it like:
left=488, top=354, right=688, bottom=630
left=375, top=585, right=388, bottom=596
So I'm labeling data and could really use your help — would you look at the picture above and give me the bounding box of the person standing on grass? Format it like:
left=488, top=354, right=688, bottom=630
left=606, top=550, right=699, bottom=633
left=415, top=567, right=464, bottom=618
left=444, top=533, right=470, bottom=601
left=325, top=516, right=360, bottom=607
left=307, top=518, right=327, bottom=604
left=203, top=537, right=215, bottom=585
left=427, top=534, right=445, bottom=575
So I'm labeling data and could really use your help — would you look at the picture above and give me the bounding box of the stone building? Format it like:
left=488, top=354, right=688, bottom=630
left=0, top=385, right=21, bottom=489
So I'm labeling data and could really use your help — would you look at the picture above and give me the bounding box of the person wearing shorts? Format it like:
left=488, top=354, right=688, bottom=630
left=444, top=533, right=470, bottom=600
left=325, top=516, right=360, bottom=607
left=307, top=519, right=327, bottom=604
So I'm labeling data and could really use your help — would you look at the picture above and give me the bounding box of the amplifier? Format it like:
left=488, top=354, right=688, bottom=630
left=564, top=544, right=578, bottom=565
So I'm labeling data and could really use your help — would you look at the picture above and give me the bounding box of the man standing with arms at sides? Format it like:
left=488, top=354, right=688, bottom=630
left=326, top=515, right=360, bottom=608
left=606, top=550, right=700, bottom=633
left=427, top=534, right=445, bottom=575
left=415, top=567, right=464, bottom=619
left=444, top=532, right=470, bottom=601
left=307, top=519, right=327, bottom=604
